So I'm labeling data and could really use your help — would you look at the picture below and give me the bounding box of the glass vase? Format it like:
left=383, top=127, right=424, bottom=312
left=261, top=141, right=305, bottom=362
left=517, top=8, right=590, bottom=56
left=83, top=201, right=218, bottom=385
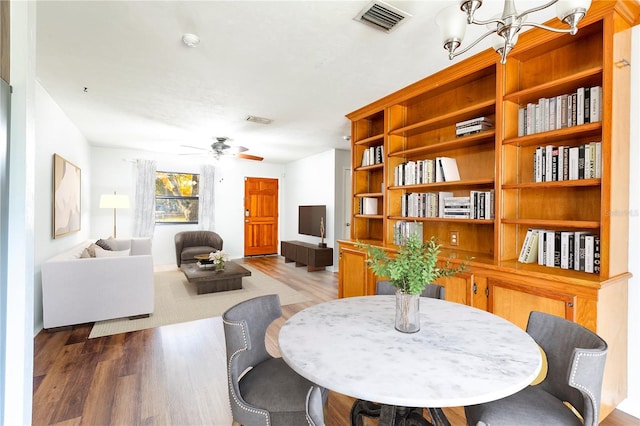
left=395, top=291, right=420, bottom=333
left=215, top=261, right=225, bottom=271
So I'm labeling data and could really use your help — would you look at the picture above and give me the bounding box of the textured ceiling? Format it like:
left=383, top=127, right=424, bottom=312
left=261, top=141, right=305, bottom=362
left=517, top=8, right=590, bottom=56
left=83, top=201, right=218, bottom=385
left=36, top=1, right=556, bottom=163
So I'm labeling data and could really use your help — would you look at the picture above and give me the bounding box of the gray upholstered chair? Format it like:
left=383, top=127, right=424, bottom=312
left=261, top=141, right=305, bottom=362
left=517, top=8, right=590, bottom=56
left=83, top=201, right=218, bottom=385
left=464, top=311, right=608, bottom=426
left=222, top=294, right=314, bottom=426
left=376, top=280, right=446, bottom=300
left=174, top=230, right=223, bottom=267
left=305, top=385, right=328, bottom=426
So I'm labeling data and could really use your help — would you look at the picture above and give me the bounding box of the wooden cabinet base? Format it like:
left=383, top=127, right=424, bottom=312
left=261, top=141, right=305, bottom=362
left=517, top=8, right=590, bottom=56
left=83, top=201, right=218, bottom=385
left=281, top=240, right=333, bottom=272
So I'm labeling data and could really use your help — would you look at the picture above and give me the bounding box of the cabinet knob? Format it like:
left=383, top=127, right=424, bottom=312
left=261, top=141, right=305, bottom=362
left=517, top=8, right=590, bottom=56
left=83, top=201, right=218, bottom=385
left=472, top=283, right=477, bottom=294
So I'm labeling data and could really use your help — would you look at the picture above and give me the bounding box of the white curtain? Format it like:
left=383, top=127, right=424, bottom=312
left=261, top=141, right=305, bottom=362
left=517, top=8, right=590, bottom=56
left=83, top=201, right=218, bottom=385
left=198, top=164, right=215, bottom=230
left=133, top=159, right=157, bottom=237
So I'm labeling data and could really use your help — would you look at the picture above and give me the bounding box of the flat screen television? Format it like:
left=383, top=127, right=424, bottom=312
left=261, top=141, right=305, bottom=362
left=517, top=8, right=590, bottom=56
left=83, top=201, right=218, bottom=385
left=298, top=205, right=326, bottom=237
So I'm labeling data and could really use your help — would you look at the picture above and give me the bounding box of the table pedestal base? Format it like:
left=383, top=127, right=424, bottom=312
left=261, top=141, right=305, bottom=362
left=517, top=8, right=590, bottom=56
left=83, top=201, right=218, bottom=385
left=350, top=399, right=450, bottom=426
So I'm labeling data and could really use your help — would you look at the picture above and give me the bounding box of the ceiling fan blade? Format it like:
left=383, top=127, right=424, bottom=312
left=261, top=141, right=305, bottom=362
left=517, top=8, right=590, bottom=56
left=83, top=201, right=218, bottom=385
left=181, top=144, right=209, bottom=152
left=235, top=153, right=264, bottom=161
left=227, top=145, right=249, bottom=154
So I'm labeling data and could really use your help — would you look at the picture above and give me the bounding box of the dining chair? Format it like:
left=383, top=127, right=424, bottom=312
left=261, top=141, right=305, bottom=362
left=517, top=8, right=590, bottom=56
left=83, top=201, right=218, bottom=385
left=306, top=385, right=328, bottom=426
left=464, top=311, right=608, bottom=426
left=222, top=294, right=314, bottom=426
left=375, top=280, right=446, bottom=300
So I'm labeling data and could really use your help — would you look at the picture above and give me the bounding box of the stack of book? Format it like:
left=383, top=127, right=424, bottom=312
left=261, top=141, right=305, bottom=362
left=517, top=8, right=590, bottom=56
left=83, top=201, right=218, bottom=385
left=518, top=229, right=600, bottom=273
left=455, top=117, right=493, bottom=137
left=517, top=85, right=602, bottom=137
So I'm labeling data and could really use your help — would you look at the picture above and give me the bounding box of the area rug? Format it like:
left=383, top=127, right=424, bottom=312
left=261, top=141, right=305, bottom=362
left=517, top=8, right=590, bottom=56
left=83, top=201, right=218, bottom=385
left=89, top=264, right=309, bottom=338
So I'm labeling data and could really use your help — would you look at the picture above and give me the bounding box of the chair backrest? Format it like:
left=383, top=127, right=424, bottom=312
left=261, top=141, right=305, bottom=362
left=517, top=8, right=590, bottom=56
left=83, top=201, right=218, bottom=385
left=222, top=295, right=282, bottom=422
left=526, top=311, right=608, bottom=426
left=174, top=230, right=223, bottom=266
left=305, top=385, right=327, bottom=426
left=376, top=280, right=445, bottom=300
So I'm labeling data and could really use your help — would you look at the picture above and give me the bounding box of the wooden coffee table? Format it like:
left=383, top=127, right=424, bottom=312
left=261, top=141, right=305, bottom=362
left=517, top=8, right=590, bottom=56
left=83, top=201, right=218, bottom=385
left=181, top=261, right=251, bottom=294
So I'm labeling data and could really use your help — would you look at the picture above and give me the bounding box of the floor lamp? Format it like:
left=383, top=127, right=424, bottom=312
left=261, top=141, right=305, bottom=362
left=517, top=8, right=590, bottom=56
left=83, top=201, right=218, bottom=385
left=99, top=191, right=130, bottom=238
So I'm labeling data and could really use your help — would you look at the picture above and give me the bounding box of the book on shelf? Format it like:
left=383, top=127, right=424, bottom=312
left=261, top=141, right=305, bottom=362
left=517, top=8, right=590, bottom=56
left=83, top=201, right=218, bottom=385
left=393, top=221, right=423, bottom=245
left=517, top=86, right=602, bottom=137
left=535, top=142, right=601, bottom=182
left=518, top=229, right=539, bottom=263
left=456, top=122, right=493, bottom=137
left=456, top=116, right=493, bottom=128
left=359, top=197, right=378, bottom=215
left=360, top=145, right=383, bottom=167
left=437, top=157, right=461, bottom=182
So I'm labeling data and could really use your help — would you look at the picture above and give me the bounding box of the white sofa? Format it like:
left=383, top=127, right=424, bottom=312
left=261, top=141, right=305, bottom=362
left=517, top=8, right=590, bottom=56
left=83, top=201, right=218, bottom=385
left=41, top=238, right=154, bottom=329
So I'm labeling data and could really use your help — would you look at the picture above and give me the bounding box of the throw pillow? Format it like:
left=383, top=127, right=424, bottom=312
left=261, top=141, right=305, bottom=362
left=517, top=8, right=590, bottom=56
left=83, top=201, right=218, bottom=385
left=85, top=243, right=101, bottom=257
left=95, top=238, right=114, bottom=250
left=94, top=247, right=131, bottom=257
left=80, top=248, right=92, bottom=258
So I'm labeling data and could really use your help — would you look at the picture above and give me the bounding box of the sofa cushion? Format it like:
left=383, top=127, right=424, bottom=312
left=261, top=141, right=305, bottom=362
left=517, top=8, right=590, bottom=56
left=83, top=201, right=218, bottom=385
left=181, top=246, right=216, bottom=262
left=94, top=247, right=131, bottom=257
left=95, top=238, right=114, bottom=250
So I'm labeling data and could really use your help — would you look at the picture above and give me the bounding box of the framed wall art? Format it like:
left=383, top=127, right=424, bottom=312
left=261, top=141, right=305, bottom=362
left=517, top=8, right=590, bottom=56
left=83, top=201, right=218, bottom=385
left=53, top=153, right=81, bottom=238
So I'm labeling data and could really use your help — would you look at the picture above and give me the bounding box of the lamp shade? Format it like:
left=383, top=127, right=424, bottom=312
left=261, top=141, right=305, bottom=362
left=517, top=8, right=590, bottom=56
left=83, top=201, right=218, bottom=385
left=556, top=0, right=592, bottom=20
left=436, top=5, right=467, bottom=45
left=99, top=193, right=130, bottom=209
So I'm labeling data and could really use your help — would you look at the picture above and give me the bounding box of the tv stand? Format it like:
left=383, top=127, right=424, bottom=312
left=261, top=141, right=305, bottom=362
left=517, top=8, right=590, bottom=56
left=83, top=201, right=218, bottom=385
left=281, top=241, right=333, bottom=272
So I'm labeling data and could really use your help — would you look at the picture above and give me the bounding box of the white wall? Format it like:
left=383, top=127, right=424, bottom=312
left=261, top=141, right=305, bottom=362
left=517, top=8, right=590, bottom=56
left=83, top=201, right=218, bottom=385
left=283, top=149, right=350, bottom=271
left=33, top=83, right=92, bottom=331
left=618, top=25, right=640, bottom=419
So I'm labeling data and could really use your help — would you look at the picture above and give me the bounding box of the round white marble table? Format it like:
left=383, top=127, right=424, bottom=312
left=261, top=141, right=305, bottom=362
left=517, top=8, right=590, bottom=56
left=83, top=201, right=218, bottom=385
left=278, top=296, right=541, bottom=410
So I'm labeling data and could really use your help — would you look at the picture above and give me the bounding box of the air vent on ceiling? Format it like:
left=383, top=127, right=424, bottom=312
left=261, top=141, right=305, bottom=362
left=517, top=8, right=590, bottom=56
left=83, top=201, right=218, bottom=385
left=246, top=115, right=273, bottom=125
left=354, top=0, right=411, bottom=33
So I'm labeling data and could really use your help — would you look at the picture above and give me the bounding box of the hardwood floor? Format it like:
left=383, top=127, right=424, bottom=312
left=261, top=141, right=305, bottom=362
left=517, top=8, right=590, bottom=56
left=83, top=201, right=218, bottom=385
left=33, top=256, right=639, bottom=425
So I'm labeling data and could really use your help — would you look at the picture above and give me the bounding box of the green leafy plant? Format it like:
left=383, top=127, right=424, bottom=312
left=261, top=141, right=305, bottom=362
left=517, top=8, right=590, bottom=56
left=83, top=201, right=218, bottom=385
left=357, top=233, right=467, bottom=295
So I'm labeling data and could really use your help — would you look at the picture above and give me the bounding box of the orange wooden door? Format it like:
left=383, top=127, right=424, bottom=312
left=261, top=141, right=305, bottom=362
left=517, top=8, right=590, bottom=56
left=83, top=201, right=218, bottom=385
left=244, top=177, right=279, bottom=256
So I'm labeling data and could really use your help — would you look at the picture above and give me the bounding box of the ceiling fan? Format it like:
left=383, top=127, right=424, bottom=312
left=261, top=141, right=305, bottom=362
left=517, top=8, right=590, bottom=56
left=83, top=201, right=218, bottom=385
left=181, top=137, right=264, bottom=161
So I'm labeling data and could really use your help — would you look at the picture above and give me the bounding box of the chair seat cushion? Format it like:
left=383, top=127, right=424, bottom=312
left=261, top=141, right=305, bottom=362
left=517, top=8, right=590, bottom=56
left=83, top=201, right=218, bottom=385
left=239, top=357, right=312, bottom=415
left=180, top=246, right=217, bottom=262
left=465, top=385, right=582, bottom=426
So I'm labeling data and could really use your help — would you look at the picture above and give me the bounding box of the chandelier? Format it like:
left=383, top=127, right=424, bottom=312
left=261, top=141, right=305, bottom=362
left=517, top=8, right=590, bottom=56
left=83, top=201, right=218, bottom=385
left=436, top=0, right=592, bottom=64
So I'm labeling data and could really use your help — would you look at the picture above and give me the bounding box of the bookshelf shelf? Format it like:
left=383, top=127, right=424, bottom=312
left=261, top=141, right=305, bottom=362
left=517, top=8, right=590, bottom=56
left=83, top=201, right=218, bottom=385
left=502, top=178, right=600, bottom=189
left=503, top=66, right=603, bottom=104
left=355, top=133, right=384, bottom=146
left=502, top=122, right=601, bottom=147
left=354, top=192, right=383, bottom=198
left=388, top=100, right=495, bottom=137
left=501, top=218, right=600, bottom=229
left=389, top=178, right=495, bottom=191
left=355, top=163, right=384, bottom=172
left=388, top=216, right=495, bottom=225
left=389, top=131, right=495, bottom=157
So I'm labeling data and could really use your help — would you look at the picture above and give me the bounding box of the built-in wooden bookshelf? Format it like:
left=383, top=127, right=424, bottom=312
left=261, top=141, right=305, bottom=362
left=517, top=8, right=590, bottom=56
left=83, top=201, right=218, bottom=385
left=339, top=1, right=639, bottom=419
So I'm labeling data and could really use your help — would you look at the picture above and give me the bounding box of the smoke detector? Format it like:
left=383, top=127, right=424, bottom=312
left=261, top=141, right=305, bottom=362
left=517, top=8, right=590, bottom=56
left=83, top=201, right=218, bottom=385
left=354, top=0, right=411, bottom=33
left=182, top=33, right=200, bottom=48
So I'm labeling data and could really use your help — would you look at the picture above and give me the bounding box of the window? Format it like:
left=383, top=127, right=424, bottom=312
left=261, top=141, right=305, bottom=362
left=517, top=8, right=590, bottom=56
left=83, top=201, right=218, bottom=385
left=155, top=171, right=200, bottom=224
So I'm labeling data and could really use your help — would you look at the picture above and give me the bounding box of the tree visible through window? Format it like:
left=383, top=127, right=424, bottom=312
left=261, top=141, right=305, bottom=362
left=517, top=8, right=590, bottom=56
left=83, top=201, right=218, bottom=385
left=155, top=171, right=200, bottom=224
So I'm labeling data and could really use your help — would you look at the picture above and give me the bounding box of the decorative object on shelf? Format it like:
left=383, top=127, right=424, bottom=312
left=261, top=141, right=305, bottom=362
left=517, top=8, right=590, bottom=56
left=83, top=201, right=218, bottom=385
left=209, top=250, right=228, bottom=271
left=319, top=217, right=327, bottom=248
left=436, top=0, right=592, bottom=64
left=99, top=191, right=130, bottom=238
left=53, top=154, right=82, bottom=239
left=357, top=233, right=467, bottom=333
